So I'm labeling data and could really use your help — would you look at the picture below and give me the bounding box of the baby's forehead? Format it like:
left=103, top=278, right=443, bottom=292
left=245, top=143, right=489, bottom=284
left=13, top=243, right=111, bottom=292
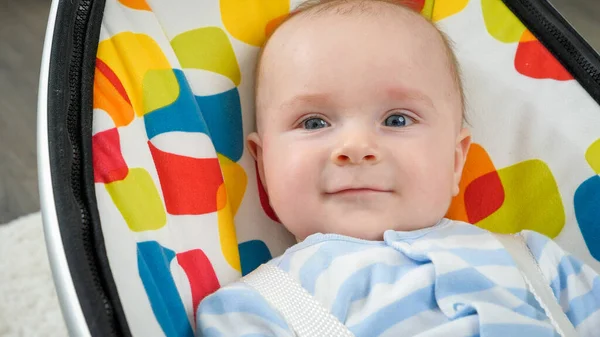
left=281, top=2, right=439, bottom=42
left=260, top=2, right=452, bottom=77
left=255, top=0, right=464, bottom=127
left=290, top=0, right=426, bottom=24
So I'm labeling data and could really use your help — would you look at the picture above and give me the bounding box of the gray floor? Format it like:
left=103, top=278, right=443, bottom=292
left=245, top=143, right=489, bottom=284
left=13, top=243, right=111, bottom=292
left=551, top=0, right=600, bottom=51
left=0, top=0, right=48, bottom=224
left=0, top=0, right=598, bottom=224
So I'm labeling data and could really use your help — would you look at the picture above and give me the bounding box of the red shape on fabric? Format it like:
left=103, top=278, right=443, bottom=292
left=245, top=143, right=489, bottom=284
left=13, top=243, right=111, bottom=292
left=404, top=0, right=425, bottom=12
left=149, top=141, right=223, bottom=215
left=92, top=128, right=129, bottom=183
left=464, top=170, right=505, bottom=224
left=176, top=249, right=220, bottom=321
left=96, top=58, right=132, bottom=105
left=255, top=162, right=280, bottom=223
left=514, top=40, right=574, bottom=81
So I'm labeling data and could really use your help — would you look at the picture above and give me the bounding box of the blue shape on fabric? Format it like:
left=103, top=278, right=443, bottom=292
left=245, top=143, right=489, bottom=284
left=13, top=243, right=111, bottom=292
left=144, top=70, right=210, bottom=140
left=195, top=87, right=243, bottom=162
left=574, top=175, right=600, bottom=261
left=137, top=241, right=193, bottom=337
left=239, top=240, right=273, bottom=276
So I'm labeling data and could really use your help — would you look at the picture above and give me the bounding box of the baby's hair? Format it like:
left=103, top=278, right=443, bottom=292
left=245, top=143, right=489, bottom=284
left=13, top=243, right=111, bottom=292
left=256, top=0, right=468, bottom=125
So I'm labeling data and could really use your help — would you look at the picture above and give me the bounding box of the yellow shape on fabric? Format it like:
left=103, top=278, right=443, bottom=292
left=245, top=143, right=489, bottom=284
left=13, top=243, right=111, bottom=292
left=171, top=27, right=241, bottom=86
left=420, top=0, right=435, bottom=20
left=217, top=154, right=248, bottom=215
left=476, top=160, right=565, bottom=238
left=586, top=138, right=600, bottom=174
left=481, top=0, right=526, bottom=43
left=432, top=0, right=469, bottom=22
left=105, top=168, right=167, bottom=232
left=97, top=33, right=175, bottom=117
left=217, top=184, right=241, bottom=272
left=220, top=0, right=290, bottom=47
left=142, top=69, right=180, bottom=114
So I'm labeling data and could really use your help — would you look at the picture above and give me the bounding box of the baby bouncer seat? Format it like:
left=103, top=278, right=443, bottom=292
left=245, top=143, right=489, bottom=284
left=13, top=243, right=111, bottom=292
left=37, top=0, right=600, bottom=336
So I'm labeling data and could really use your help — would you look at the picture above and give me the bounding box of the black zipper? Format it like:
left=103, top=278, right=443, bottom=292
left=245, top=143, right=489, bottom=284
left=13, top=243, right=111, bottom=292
left=503, top=0, right=600, bottom=105
left=65, top=0, right=118, bottom=335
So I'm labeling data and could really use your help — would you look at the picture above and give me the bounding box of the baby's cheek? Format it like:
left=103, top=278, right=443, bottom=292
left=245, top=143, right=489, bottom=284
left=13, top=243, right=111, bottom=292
left=269, top=155, right=323, bottom=234
left=423, top=165, right=456, bottom=214
left=264, top=152, right=312, bottom=205
left=407, top=152, right=455, bottom=205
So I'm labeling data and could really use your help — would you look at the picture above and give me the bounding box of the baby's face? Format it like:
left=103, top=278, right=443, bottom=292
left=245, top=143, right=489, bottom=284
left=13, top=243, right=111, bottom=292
left=250, top=4, right=471, bottom=241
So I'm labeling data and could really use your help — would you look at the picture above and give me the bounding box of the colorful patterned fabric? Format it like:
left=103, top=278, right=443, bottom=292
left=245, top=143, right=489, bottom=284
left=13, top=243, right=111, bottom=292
left=197, top=219, right=600, bottom=336
left=91, top=0, right=600, bottom=336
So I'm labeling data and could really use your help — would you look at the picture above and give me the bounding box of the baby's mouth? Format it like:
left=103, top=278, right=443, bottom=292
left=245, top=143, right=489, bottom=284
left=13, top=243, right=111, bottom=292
left=326, top=187, right=393, bottom=196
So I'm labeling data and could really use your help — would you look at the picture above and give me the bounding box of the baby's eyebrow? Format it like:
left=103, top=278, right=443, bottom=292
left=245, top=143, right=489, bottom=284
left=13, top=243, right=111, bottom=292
left=385, top=87, right=434, bottom=109
left=279, top=93, right=332, bottom=111
left=278, top=88, right=435, bottom=112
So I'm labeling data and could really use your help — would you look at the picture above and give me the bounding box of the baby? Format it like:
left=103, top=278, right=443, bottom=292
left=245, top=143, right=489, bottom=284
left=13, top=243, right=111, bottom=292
left=196, top=0, right=600, bottom=336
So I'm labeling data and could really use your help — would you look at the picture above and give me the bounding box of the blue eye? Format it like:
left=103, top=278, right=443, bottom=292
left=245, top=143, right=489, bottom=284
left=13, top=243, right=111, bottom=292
left=384, top=114, right=413, bottom=127
left=302, top=117, right=330, bottom=130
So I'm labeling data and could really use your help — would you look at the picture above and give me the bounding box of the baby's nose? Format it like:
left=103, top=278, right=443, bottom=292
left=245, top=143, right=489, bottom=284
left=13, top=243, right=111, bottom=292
left=332, top=141, right=380, bottom=166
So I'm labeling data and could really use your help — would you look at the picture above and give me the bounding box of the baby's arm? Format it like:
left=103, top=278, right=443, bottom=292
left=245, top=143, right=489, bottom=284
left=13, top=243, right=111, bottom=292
left=196, top=282, right=294, bottom=337
left=521, top=231, right=600, bottom=336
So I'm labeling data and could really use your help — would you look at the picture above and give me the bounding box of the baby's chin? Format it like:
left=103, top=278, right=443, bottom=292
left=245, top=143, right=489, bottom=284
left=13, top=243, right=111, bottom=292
left=292, top=216, right=441, bottom=242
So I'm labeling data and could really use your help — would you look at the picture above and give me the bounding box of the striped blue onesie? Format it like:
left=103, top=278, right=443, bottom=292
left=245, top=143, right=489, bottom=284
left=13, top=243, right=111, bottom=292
left=196, top=219, right=600, bottom=336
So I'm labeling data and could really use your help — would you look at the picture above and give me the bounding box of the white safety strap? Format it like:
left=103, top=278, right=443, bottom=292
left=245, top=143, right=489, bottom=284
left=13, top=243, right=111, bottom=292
left=493, top=233, right=578, bottom=337
left=241, top=264, right=355, bottom=337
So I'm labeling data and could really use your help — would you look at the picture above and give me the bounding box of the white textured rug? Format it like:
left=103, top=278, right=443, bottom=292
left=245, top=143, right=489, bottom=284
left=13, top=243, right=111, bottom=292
left=0, top=212, right=68, bottom=337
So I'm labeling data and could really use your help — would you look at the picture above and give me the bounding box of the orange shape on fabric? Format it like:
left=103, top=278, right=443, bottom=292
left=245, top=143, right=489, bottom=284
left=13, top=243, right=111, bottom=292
left=265, top=14, right=289, bottom=39
left=118, top=0, right=151, bottom=11
left=148, top=141, right=225, bottom=215
left=446, top=143, right=497, bottom=222
left=520, top=29, right=537, bottom=42
left=217, top=154, right=247, bottom=216
left=92, top=128, right=129, bottom=184
left=97, top=33, right=174, bottom=117
left=94, top=59, right=134, bottom=127
left=217, top=184, right=228, bottom=211
left=515, top=39, right=574, bottom=81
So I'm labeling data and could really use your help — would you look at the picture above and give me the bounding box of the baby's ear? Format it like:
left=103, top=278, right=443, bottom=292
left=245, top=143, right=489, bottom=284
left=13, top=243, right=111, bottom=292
left=452, top=127, right=472, bottom=196
left=247, top=132, right=268, bottom=191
